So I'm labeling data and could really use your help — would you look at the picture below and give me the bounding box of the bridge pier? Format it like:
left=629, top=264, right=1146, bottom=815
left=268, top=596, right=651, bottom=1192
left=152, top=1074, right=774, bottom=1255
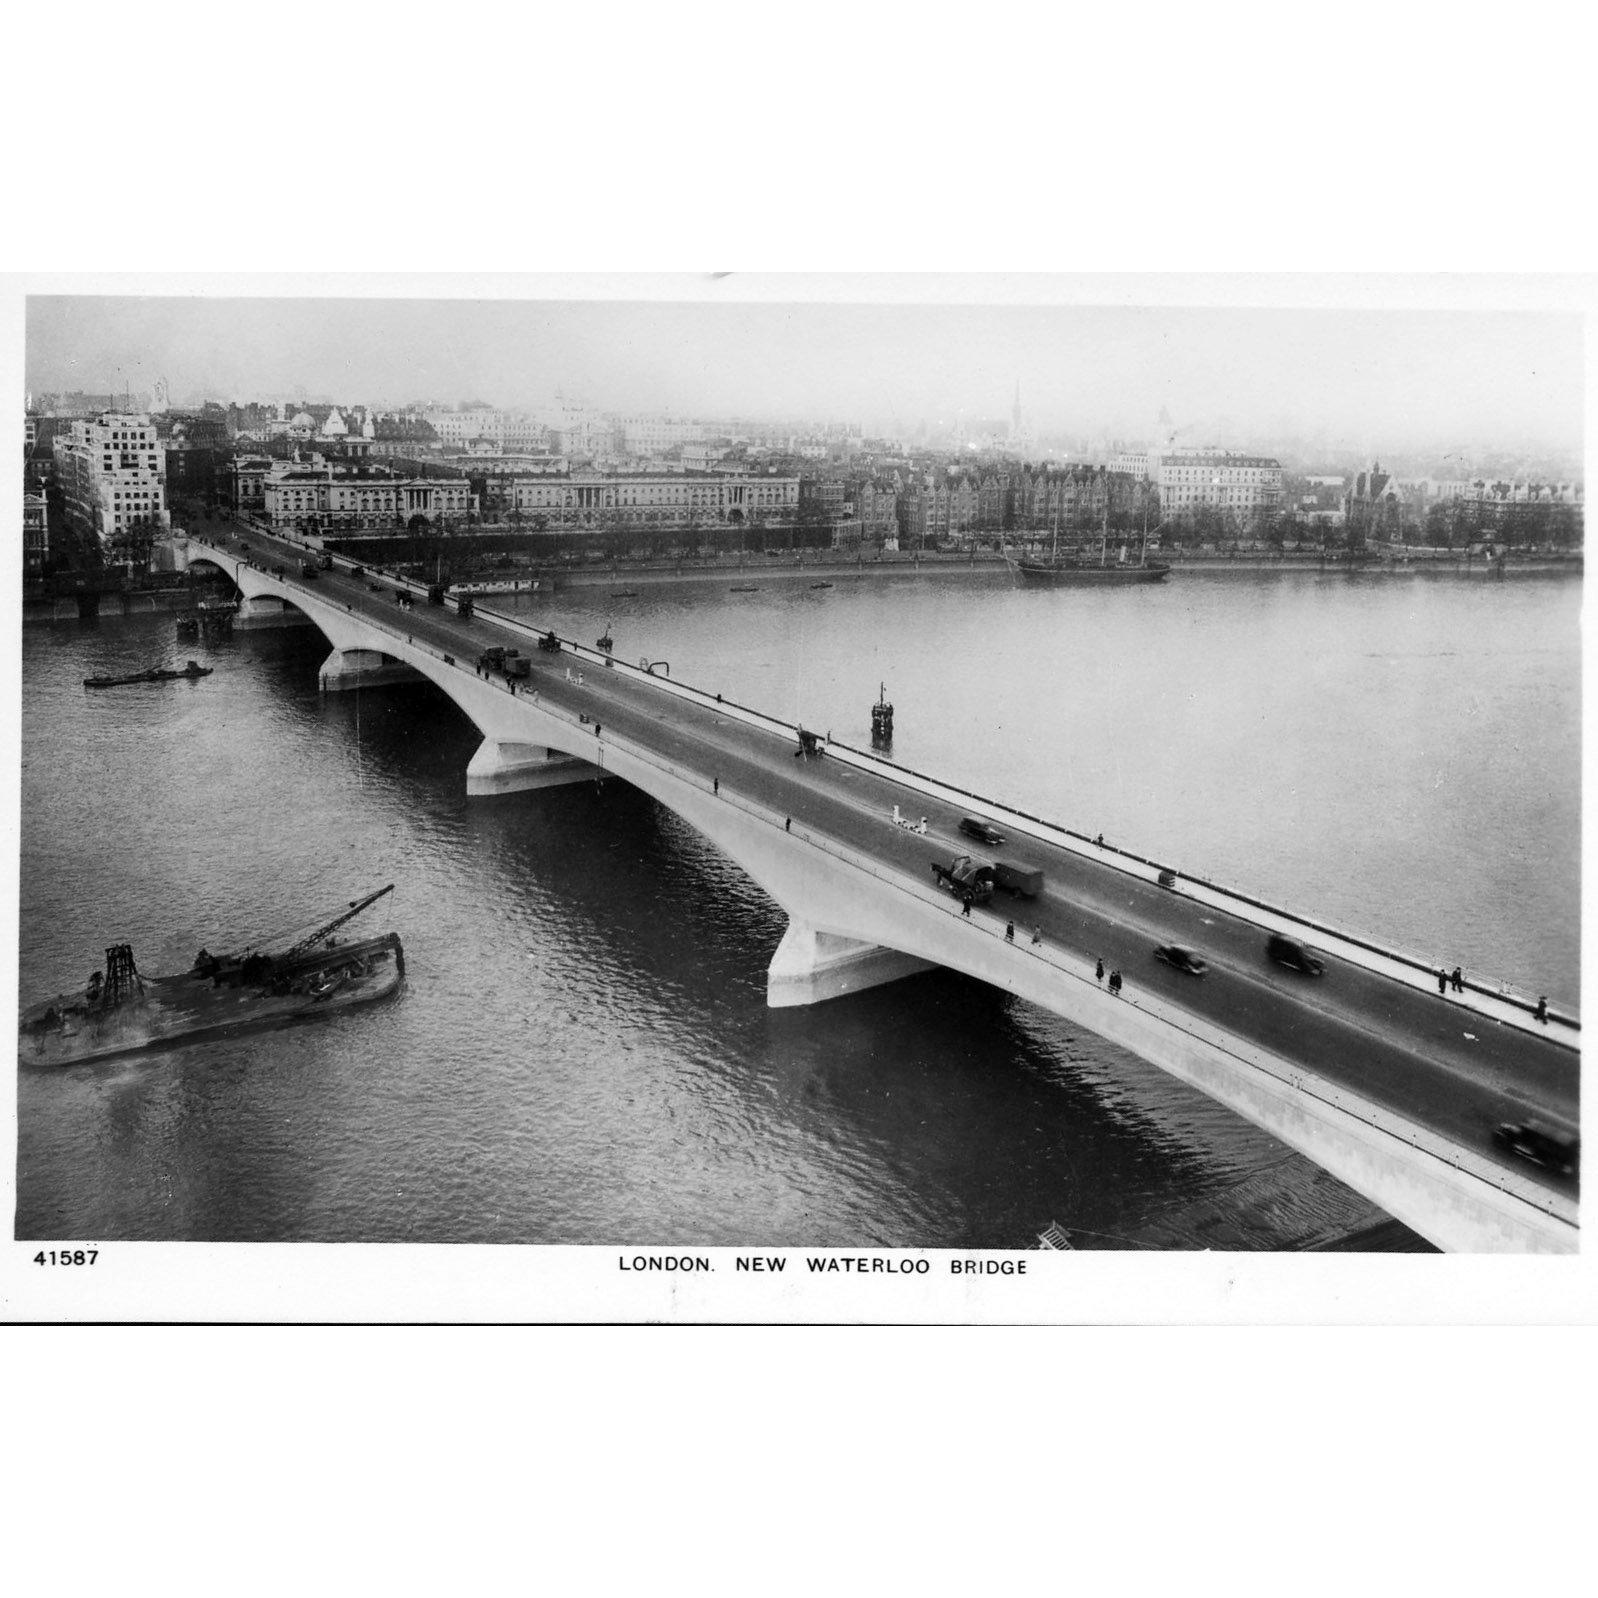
left=234, top=594, right=313, bottom=630
left=766, top=920, right=935, bottom=1008
left=318, top=648, right=427, bottom=692
left=466, top=738, right=594, bottom=797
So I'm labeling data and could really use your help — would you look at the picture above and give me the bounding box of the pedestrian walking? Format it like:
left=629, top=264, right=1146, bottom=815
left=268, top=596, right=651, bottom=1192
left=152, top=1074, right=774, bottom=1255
left=1109, top=970, right=1122, bottom=996
left=1095, top=833, right=1104, bottom=847
left=961, top=894, right=972, bottom=917
left=1451, top=966, right=1463, bottom=992
left=785, top=817, right=791, bottom=833
left=1005, top=922, right=1014, bottom=943
left=1095, top=958, right=1104, bottom=983
left=1536, top=995, right=1549, bottom=1024
left=713, top=777, right=719, bottom=795
left=1031, top=928, right=1042, bottom=946
left=1437, top=968, right=1448, bottom=995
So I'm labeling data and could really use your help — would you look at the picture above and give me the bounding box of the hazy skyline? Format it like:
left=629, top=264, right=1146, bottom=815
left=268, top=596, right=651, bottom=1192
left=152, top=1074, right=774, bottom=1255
left=24, top=288, right=1585, bottom=460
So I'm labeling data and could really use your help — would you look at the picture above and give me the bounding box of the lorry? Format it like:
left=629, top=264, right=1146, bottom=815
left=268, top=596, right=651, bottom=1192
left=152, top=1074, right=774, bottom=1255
left=932, top=854, right=996, bottom=904
left=503, top=652, right=531, bottom=679
left=992, top=861, right=1044, bottom=898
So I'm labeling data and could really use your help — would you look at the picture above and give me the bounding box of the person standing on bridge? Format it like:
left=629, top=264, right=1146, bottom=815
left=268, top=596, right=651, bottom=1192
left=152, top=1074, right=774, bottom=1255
left=1095, top=958, right=1104, bottom=984
left=1451, top=966, right=1464, bottom=992
left=1437, top=967, right=1448, bottom=996
left=713, top=777, right=719, bottom=795
left=961, top=894, right=972, bottom=917
left=1536, top=996, right=1549, bottom=1024
left=1005, top=922, right=1014, bottom=943
left=1109, top=969, right=1122, bottom=996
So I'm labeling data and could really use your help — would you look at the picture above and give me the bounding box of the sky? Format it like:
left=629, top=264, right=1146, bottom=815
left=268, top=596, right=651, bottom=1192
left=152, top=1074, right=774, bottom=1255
left=23, top=284, right=1586, bottom=459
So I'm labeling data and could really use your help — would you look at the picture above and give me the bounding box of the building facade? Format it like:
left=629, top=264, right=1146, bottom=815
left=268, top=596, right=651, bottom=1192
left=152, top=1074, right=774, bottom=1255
left=506, top=470, right=798, bottom=529
left=52, top=412, right=171, bottom=551
left=23, top=492, right=49, bottom=574
left=1155, top=450, right=1283, bottom=523
left=258, top=461, right=476, bottom=531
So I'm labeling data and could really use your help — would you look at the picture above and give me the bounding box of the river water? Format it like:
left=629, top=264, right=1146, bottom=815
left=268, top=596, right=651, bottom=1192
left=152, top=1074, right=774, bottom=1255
left=14, top=565, right=1580, bottom=1249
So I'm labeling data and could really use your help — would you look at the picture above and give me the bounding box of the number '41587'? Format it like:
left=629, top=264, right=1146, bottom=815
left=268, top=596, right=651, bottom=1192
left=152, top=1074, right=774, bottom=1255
left=34, top=1250, right=98, bottom=1266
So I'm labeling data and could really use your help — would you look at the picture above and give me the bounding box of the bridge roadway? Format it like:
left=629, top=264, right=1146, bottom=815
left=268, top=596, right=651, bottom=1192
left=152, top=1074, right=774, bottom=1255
left=191, top=520, right=1579, bottom=1245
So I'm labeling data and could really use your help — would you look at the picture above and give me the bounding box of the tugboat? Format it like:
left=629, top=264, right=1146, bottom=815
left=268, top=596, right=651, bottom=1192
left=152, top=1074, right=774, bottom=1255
left=84, top=660, right=212, bottom=689
left=19, top=885, right=405, bottom=1067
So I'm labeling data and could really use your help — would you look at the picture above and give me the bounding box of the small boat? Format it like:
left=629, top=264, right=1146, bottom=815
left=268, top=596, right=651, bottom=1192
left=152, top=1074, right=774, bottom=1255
left=809, top=582, right=834, bottom=590
left=20, top=885, right=405, bottom=1068
left=84, top=660, right=212, bottom=689
left=729, top=585, right=760, bottom=593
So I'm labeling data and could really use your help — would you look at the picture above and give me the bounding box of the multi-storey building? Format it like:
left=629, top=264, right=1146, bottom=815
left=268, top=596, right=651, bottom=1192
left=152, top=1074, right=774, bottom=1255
left=261, top=460, right=475, bottom=532
left=1155, top=450, right=1283, bottom=524
left=505, top=470, right=797, bottom=530
left=854, top=478, right=899, bottom=539
left=614, top=414, right=712, bottom=456
left=23, top=492, right=49, bottom=575
left=52, top=412, right=171, bottom=551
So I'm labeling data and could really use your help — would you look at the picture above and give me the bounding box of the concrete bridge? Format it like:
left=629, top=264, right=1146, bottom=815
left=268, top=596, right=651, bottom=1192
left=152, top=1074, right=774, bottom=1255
left=178, top=522, right=1581, bottom=1254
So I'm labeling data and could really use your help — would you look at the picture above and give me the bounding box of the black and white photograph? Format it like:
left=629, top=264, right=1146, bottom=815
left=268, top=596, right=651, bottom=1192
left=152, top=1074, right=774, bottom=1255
left=6, top=275, right=1586, bottom=1325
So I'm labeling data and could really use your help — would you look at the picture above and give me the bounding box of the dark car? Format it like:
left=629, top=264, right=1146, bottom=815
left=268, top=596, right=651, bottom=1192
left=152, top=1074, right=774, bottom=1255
left=1267, top=933, right=1325, bottom=977
left=1493, top=1121, right=1578, bottom=1177
left=1154, top=945, right=1208, bottom=976
left=960, top=816, right=1006, bottom=846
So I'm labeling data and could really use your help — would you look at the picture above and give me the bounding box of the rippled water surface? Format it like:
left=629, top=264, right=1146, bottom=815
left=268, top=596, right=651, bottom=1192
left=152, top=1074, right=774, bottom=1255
left=16, top=565, right=1580, bottom=1248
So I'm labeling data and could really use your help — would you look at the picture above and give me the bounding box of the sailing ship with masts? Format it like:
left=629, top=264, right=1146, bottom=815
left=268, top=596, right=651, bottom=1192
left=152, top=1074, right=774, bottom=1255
left=1005, top=475, right=1171, bottom=585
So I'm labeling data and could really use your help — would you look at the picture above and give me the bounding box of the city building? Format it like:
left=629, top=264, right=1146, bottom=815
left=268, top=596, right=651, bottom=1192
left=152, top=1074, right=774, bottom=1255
left=504, top=470, right=798, bottom=530
left=260, top=459, right=475, bottom=532
left=225, top=456, right=275, bottom=519
left=1155, top=450, right=1283, bottom=524
left=1343, top=461, right=1403, bottom=541
left=23, top=492, right=49, bottom=575
left=52, top=412, right=171, bottom=552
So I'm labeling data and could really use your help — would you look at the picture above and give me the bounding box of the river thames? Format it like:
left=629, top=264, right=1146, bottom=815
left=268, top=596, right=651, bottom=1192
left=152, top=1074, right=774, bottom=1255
left=15, top=563, right=1580, bottom=1249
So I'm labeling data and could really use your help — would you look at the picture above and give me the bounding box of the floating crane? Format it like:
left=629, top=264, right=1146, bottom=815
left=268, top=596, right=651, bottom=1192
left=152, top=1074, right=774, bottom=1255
left=279, top=884, right=396, bottom=964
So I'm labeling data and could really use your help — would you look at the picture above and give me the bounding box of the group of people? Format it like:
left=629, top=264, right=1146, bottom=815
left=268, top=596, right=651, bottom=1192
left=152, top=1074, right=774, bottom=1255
left=1095, top=958, right=1123, bottom=996
left=1435, top=964, right=1550, bottom=1025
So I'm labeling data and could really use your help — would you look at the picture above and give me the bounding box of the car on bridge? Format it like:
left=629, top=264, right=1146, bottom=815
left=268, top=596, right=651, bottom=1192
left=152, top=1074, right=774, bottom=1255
left=1267, top=933, right=1325, bottom=977
left=1493, top=1120, right=1578, bottom=1178
left=1154, top=945, right=1208, bottom=977
left=960, top=816, right=1006, bottom=846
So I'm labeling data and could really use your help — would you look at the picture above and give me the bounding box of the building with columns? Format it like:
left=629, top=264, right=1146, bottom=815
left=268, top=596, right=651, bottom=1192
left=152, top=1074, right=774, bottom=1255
left=256, top=458, right=476, bottom=532
left=505, top=470, right=798, bottom=529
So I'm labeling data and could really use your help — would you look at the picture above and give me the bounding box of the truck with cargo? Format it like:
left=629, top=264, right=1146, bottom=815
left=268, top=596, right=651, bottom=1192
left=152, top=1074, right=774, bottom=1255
left=992, top=861, right=1044, bottom=898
